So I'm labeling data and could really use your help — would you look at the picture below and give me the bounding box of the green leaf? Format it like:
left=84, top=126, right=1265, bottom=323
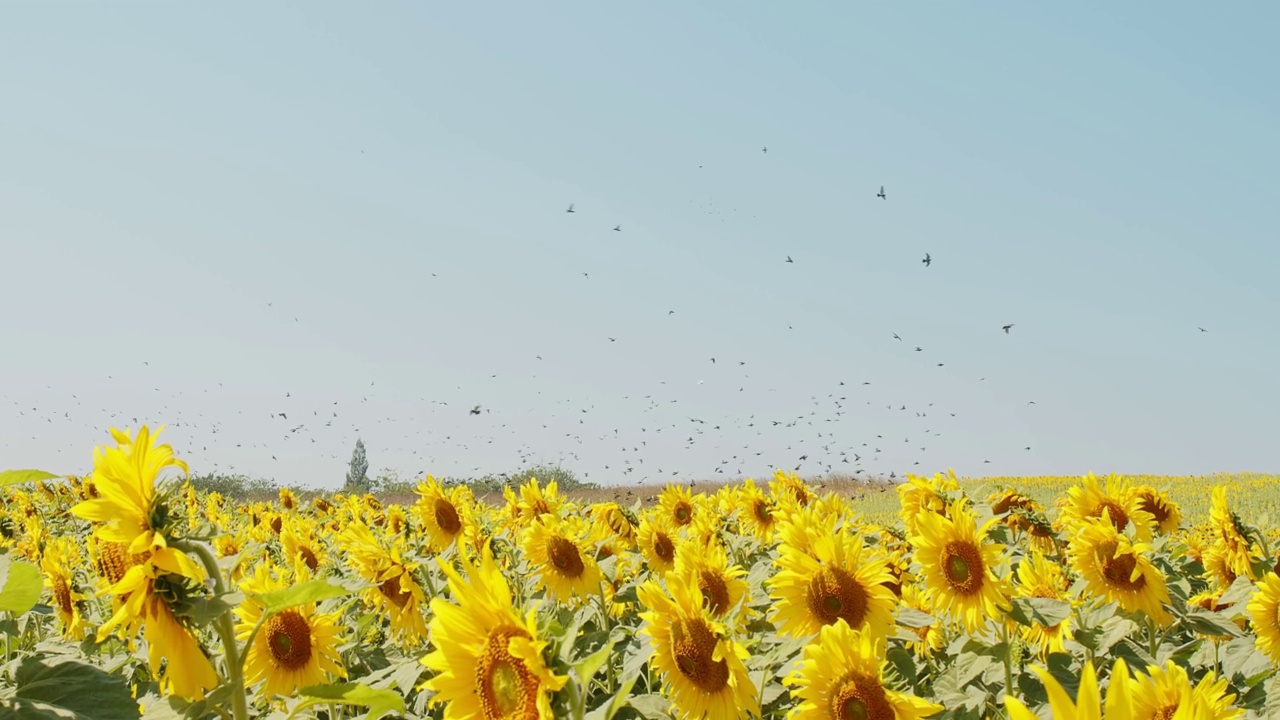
left=255, top=578, right=351, bottom=617
left=627, top=694, right=673, bottom=719
left=1183, top=607, right=1242, bottom=638
left=0, top=555, right=44, bottom=615
left=0, top=469, right=60, bottom=488
left=289, top=682, right=405, bottom=720
left=896, top=607, right=935, bottom=628
left=1007, top=597, right=1071, bottom=628
left=6, top=655, right=141, bottom=719
left=1216, top=575, right=1256, bottom=609
left=575, top=638, right=615, bottom=685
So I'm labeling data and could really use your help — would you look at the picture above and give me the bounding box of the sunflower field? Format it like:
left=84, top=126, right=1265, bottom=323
left=3, top=428, right=1280, bottom=719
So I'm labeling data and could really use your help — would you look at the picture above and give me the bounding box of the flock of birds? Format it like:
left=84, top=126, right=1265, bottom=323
left=2, top=145, right=1216, bottom=490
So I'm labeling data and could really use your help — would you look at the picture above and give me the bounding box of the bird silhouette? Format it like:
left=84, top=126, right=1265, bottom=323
left=877, top=186, right=887, bottom=200
left=566, top=203, right=575, bottom=213
left=1198, top=327, right=1208, bottom=333
left=922, top=253, right=932, bottom=267
left=613, top=225, right=621, bottom=232
left=893, top=333, right=901, bottom=341
left=470, top=405, right=482, bottom=416
left=1003, top=324, right=1014, bottom=334
left=786, top=256, right=794, bottom=264
left=762, top=146, right=768, bottom=154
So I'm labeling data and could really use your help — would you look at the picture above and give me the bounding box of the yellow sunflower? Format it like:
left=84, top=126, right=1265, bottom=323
left=672, top=539, right=751, bottom=625
left=637, top=575, right=758, bottom=720
left=1133, top=485, right=1181, bottom=536
left=1068, top=515, right=1173, bottom=626
left=900, top=584, right=947, bottom=659
left=1129, top=661, right=1241, bottom=720
left=785, top=618, right=942, bottom=720
left=735, top=478, right=778, bottom=542
left=421, top=547, right=567, bottom=719
left=658, top=484, right=699, bottom=528
left=638, top=514, right=681, bottom=574
left=910, top=501, right=1010, bottom=634
left=1058, top=473, right=1154, bottom=541
left=1209, top=487, right=1262, bottom=582
left=522, top=514, right=603, bottom=604
left=771, top=468, right=814, bottom=510
left=1006, top=659, right=1136, bottom=720
left=897, top=471, right=962, bottom=535
left=415, top=476, right=474, bottom=552
left=1013, top=552, right=1073, bottom=659
left=1247, top=573, right=1280, bottom=662
left=236, top=563, right=346, bottom=697
left=590, top=501, right=638, bottom=552
left=41, top=537, right=89, bottom=640
left=278, top=486, right=298, bottom=512
left=770, top=517, right=896, bottom=640
left=516, top=477, right=563, bottom=527
left=280, top=517, right=327, bottom=575
left=339, top=521, right=429, bottom=645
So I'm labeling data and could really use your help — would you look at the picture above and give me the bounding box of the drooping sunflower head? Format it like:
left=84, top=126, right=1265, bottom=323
left=909, top=501, right=1010, bottom=634
left=422, top=546, right=567, bottom=720
left=658, top=484, right=699, bottom=528
left=591, top=501, right=638, bottom=551
left=638, top=574, right=759, bottom=720
left=1068, top=515, right=1173, bottom=627
left=783, top=618, right=943, bottom=720
left=770, top=524, right=896, bottom=641
left=1133, top=485, right=1181, bottom=536
left=414, top=476, right=473, bottom=552
left=522, top=514, right=603, bottom=605
left=41, top=537, right=89, bottom=641
left=1208, top=486, right=1263, bottom=582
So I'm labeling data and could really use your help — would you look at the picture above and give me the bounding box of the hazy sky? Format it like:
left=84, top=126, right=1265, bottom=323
left=3, top=3, right=1278, bottom=489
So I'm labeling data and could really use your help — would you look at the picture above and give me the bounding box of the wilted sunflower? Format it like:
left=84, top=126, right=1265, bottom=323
left=1068, top=514, right=1173, bottom=626
left=421, top=547, right=567, bottom=720
left=1247, top=573, right=1280, bottom=662
left=637, top=575, right=759, bottom=720
left=638, top=514, right=681, bottom=574
left=1129, top=661, right=1242, bottom=720
left=414, top=476, right=473, bottom=552
left=1006, top=659, right=1136, bottom=720
left=1013, top=552, right=1073, bottom=659
left=784, top=618, right=942, bottom=720
left=771, top=516, right=896, bottom=641
left=1058, top=473, right=1154, bottom=541
left=340, top=521, right=429, bottom=645
left=522, top=514, right=603, bottom=604
left=672, top=539, right=750, bottom=625
left=658, top=484, right=699, bottom=528
left=41, top=537, right=89, bottom=640
left=735, top=478, right=778, bottom=542
left=236, top=563, right=346, bottom=697
left=910, top=501, right=1010, bottom=634
left=70, top=426, right=218, bottom=700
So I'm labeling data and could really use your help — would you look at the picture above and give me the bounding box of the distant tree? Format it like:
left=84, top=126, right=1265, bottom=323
left=345, top=438, right=371, bottom=493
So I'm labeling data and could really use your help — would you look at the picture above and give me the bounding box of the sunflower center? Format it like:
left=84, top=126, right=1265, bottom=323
left=52, top=575, right=73, bottom=615
left=1139, top=495, right=1170, bottom=525
left=752, top=499, right=773, bottom=524
left=1154, top=704, right=1179, bottom=720
left=1095, top=500, right=1129, bottom=532
left=476, top=626, right=538, bottom=719
left=96, top=541, right=130, bottom=585
left=434, top=499, right=462, bottom=535
left=265, top=610, right=313, bottom=671
left=806, top=566, right=869, bottom=629
left=673, top=502, right=693, bottom=526
left=670, top=617, right=729, bottom=693
left=792, top=486, right=810, bottom=506
left=941, top=541, right=984, bottom=595
left=270, top=516, right=283, bottom=534
left=698, top=570, right=731, bottom=617
left=1100, top=548, right=1146, bottom=592
left=547, top=536, right=585, bottom=578
left=653, top=532, right=676, bottom=565
left=832, top=671, right=894, bottom=720
left=378, top=577, right=412, bottom=608
left=531, top=500, right=550, bottom=517
left=298, top=546, right=320, bottom=571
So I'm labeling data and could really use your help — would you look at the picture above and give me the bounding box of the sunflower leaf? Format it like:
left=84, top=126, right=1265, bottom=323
left=574, top=637, right=615, bottom=685
left=1007, top=597, right=1071, bottom=628
left=292, top=682, right=405, bottom=720
left=1183, top=607, right=1243, bottom=638
left=255, top=578, right=352, bottom=617
left=626, top=694, right=673, bottom=719
left=896, top=607, right=935, bottom=628
left=0, top=469, right=61, bottom=488
left=0, top=555, right=43, bottom=615
left=7, top=655, right=140, bottom=719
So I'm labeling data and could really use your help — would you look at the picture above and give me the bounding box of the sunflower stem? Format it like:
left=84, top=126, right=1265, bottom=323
left=1001, top=623, right=1014, bottom=698
left=177, top=539, right=250, bottom=720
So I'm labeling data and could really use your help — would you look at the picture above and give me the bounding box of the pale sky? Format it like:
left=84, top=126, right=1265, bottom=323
left=2, top=3, right=1278, bottom=489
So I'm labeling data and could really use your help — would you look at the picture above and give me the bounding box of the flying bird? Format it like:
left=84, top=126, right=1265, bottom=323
left=613, top=225, right=621, bottom=232
left=762, top=146, right=767, bottom=154
left=893, top=333, right=901, bottom=341
left=1198, top=327, right=1208, bottom=333
left=786, top=256, right=794, bottom=264
left=470, top=405, right=482, bottom=416
left=1003, top=324, right=1014, bottom=334
left=877, top=186, right=887, bottom=200
left=922, top=253, right=932, bottom=267
left=566, top=203, right=575, bottom=213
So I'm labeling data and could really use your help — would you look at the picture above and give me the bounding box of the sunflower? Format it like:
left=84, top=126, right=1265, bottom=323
left=70, top=426, right=218, bottom=700
left=1058, top=473, right=1154, bottom=541
left=415, top=476, right=473, bottom=552
left=1013, top=552, right=1073, bottom=659
left=897, top=471, right=962, bottom=535
left=280, top=517, right=327, bottom=575
left=236, top=562, right=346, bottom=697
left=1006, top=659, right=1135, bottom=720
left=41, top=537, right=89, bottom=640
left=339, top=521, right=429, bottom=645
left=515, top=477, right=563, bottom=528
left=1209, top=487, right=1262, bottom=582
left=522, top=514, right=602, bottom=604
left=658, top=484, right=699, bottom=528
left=1247, top=573, right=1280, bottom=662
left=638, top=514, right=681, bottom=575
left=1068, top=515, right=1173, bottom=626
left=770, top=516, right=896, bottom=641
left=785, top=618, right=942, bottom=720
left=672, top=539, right=750, bottom=626
left=910, top=501, right=1010, bottom=634
left=771, top=469, right=814, bottom=510
left=1129, top=661, right=1242, bottom=720
left=637, top=575, right=758, bottom=720
left=1133, top=485, right=1181, bottom=536
left=278, top=486, right=298, bottom=512
left=590, top=501, right=638, bottom=553
left=421, top=547, right=567, bottom=720
left=735, top=478, right=778, bottom=542
left=900, top=585, right=947, bottom=659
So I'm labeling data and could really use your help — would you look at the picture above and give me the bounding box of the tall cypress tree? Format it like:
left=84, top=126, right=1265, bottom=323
left=345, top=438, right=370, bottom=492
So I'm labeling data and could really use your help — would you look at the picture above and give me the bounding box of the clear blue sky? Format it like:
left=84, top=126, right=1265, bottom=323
left=3, top=2, right=1278, bottom=489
